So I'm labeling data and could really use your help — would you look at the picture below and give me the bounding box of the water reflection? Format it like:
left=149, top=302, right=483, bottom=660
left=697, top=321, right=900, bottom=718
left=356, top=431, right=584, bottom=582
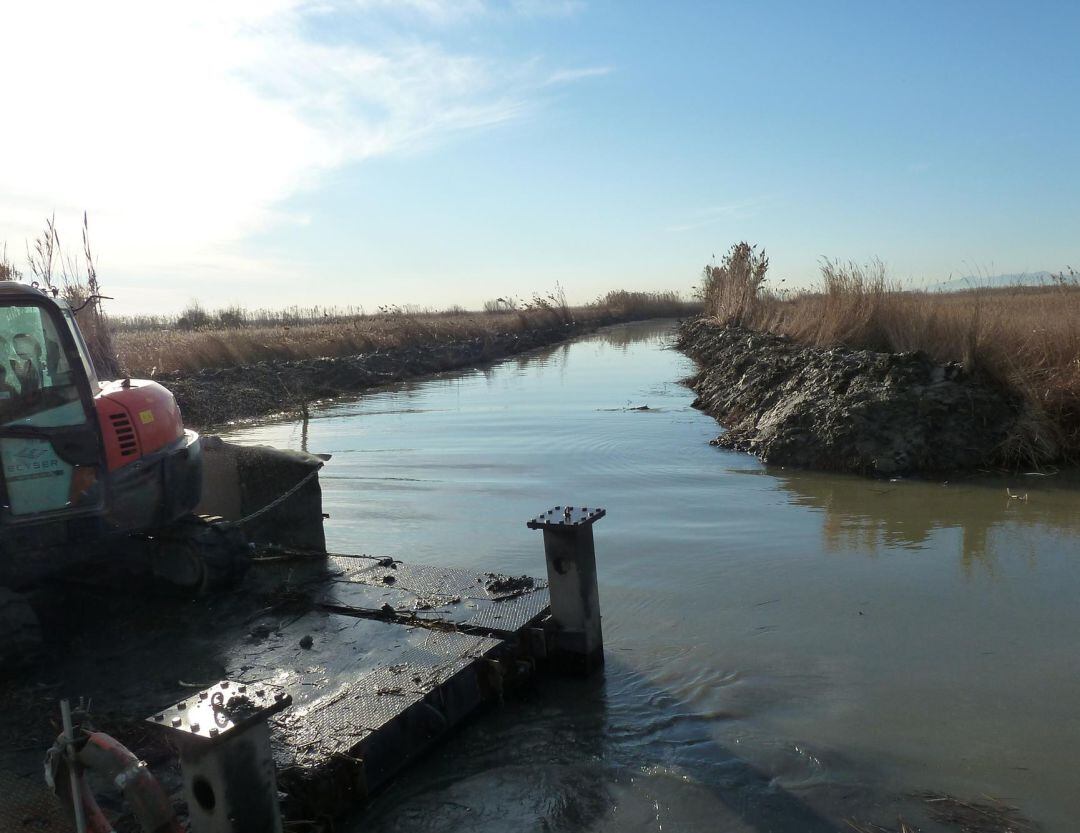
left=591, top=319, right=679, bottom=352
left=772, top=469, right=1080, bottom=573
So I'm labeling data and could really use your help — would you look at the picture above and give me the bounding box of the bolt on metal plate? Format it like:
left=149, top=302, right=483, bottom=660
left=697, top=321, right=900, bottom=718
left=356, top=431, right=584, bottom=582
left=146, top=680, right=292, bottom=742
left=526, top=505, right=606, bottom=530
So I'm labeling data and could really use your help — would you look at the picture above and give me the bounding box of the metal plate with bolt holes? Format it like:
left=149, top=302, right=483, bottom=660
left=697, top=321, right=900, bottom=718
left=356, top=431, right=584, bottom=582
left=323, top=557, right=550, bottom=636
left=147, top=680, right=292, bottom=742
left=526, top=505, right=607, bottom=530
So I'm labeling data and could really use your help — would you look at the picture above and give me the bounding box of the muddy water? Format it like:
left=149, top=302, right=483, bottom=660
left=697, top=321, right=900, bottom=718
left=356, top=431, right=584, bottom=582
left=221, top=320, right=1080, bottom=832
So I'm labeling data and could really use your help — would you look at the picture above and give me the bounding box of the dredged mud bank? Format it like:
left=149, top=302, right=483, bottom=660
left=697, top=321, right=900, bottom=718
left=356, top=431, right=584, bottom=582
left=678, top=317, right=1028, bottom=476
left=162, top=322, right=592, bottom=427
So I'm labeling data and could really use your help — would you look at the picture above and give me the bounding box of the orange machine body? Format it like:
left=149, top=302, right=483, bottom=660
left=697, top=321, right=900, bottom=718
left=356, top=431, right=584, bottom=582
left=0, top=283, right=204, bottom=589
left=94, top=380, right=186, bottom=472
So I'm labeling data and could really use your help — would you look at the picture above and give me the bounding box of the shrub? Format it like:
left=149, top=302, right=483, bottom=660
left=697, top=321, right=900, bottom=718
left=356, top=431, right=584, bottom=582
left=483, top=297, right=518, bottom=313
left=698, top=242, right=770, bottom=326
left=0, top=244, right=19, bottom=281
left=18, top=214, right=121, bottom=377
left=216, top=305, right=248, bottom=328
left=176, top=301, right=212, bottom=331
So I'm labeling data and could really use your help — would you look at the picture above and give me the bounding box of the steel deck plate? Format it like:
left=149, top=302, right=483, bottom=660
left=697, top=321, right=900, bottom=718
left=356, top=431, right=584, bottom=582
left=323, top=556, right=550, bottom=636
left=1, top=554, right=545, bottom=825
left=273, top=630, right=500, bottom=771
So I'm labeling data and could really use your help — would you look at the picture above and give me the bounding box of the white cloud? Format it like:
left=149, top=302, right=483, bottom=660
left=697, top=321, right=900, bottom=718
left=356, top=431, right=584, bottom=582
left=0, top=0, right=592, bottom=309
left=348, top=0, right=584, bottom=23
left=509, top=0, right=585, bottom=18
left=349, top=0, right=488, bottom=25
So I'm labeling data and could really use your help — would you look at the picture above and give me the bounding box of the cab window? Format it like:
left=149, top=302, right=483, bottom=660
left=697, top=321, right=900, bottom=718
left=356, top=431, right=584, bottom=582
left=0, top=304, right=85, bottom=426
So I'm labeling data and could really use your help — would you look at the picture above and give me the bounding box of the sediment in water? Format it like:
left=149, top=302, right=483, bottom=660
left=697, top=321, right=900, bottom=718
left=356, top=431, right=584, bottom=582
left=677, top=317, right=1029, bottom=477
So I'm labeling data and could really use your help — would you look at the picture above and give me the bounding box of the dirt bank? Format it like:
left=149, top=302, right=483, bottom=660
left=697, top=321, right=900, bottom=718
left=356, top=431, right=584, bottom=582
left=163, top=322, right=585, bottom=427
left=678, top=318, right=1030, bottom=476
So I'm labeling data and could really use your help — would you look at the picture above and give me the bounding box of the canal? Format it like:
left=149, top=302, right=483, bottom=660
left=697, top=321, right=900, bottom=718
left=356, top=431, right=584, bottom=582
left=222, top=319, right=1080, bottom=832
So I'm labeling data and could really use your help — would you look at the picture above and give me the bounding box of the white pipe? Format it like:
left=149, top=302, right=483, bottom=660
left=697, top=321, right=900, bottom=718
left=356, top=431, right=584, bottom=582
left=60, top=699, right=88, bottom=833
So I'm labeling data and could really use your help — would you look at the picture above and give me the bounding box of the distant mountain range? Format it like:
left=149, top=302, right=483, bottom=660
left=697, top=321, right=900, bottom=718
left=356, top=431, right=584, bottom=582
left=929, top=271, right=1059, bottom=292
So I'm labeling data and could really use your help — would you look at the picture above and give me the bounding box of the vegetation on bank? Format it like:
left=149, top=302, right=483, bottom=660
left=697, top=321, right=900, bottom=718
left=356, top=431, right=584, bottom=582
left=699, top=242, right=1080, bottom=465
left=1, top=215, right=120, bottom=377
left=2, top=221, right=696, bottom=377
left=112, top=289, right=697, bottom=376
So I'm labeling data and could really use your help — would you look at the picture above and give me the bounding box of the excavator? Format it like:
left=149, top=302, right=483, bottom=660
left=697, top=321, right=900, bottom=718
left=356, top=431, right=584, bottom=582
left=0, top=282, right=248, bottom=665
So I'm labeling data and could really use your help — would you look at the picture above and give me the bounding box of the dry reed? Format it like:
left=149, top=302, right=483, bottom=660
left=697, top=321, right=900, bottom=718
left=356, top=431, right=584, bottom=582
left=113, top=290, right=699, bottom=376
left=700, top=243, right=1080, bottom=464
left=4, top=218, right=696, bottom=378
left=4, top=214, right=121, bottom=377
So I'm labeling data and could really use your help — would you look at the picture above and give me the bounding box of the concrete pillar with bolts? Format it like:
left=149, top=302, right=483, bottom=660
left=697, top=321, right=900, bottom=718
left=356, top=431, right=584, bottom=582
left=527, top=505, right=606, bottom=674
left=148, top=681, right=292, bottom=833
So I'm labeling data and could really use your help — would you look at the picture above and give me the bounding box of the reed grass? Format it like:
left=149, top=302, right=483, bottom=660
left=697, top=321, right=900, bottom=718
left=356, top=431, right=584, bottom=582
left=5, top=218, right=696, bottom=377
left=113, top=290, right=699, bottom=376
left=700, top=243, right=1080, bottom=464
left=4, top=214, right=121, bottom=377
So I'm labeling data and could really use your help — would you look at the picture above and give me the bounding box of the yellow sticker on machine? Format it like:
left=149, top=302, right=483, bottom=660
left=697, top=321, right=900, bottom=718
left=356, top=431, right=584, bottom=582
left=139, top=409, right=155, bottom=424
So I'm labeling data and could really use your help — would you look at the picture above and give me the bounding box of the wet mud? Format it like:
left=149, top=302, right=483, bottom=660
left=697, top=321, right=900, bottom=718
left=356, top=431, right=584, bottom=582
left=678, top=318, right=1028, bottom=476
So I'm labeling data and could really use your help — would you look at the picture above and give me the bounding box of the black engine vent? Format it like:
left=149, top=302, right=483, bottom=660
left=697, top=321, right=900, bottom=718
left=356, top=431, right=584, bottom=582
left=109, top=412, right=138, bottom=457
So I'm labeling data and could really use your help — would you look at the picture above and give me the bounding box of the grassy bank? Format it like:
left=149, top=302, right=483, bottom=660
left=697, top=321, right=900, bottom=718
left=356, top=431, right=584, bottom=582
left=700, top=243, right=1080, bottom=465
left=114, top=290, right=698, bottom=376
left=4, top=220, right=697, bottom=380
left=163, top=323, right=588, bottom=427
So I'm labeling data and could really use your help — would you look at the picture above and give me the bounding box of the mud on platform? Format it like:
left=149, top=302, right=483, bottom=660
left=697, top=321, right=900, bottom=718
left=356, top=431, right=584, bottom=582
left=0, top=552, right=552, bottom=831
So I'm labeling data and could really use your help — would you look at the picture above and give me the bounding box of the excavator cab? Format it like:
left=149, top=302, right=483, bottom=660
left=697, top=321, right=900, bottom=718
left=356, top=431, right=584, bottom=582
left=0, top=283, right=205, bottom=590
left=0, top=287, right=105, bottom=524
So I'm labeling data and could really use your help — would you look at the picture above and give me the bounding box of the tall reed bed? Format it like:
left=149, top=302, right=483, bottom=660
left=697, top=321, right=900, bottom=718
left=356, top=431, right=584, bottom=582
left=592, top=289, right=700, bottom=319
left=1, top=215, right=120, bottom=377
left=113, top=290, right=699, bottom=376
left=5, top=218, right=697, bottom=378
left=700, top=243, right=1080, bottom=464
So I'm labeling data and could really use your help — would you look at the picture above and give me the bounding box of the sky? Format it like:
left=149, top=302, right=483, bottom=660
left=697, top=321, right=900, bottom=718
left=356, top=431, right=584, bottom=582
left=1, top=0, right=1078, bottom=315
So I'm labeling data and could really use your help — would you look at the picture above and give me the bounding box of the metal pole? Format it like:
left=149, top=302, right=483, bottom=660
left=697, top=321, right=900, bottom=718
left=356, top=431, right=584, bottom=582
left=148, top=681, right=291, bottom=833
left=527, top=505, right=606, bottom=674
left=60, top=699, right=88, bottom=833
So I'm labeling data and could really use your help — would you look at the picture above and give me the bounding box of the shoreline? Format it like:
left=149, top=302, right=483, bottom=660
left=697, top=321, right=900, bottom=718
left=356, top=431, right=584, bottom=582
left=677, top=317, right=1037, bottom=477
left=163, top=317, right=666, bottom=429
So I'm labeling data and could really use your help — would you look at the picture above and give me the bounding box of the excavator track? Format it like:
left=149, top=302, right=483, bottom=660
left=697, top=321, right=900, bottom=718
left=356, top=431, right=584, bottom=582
left=0, top=588, right=42, bottom=668
left=147, top=514, right=251, bottom=594
left=0, top=518, right=250, bottom=671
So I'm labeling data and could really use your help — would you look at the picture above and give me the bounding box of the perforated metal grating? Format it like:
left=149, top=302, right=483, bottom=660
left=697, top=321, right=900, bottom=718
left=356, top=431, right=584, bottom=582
left=324, top=556, right=550, bottom=636
left=0, top=770, right=70, bottom=832
left=273, top=630, right=500, bottom=770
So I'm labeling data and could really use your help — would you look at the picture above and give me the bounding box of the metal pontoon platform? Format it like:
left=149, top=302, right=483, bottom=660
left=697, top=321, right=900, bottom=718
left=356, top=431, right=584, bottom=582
left=0, top=553, right=557, bottom=829
left=1, top=465, right=607, bottom=833
left=266, top=554, right=553, bottom=812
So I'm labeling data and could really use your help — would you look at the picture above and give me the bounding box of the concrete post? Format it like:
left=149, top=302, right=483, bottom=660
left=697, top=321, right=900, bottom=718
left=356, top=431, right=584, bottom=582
left=148, top=681, right=292, bottom=833
left=527, top=505, right=606, bottom=674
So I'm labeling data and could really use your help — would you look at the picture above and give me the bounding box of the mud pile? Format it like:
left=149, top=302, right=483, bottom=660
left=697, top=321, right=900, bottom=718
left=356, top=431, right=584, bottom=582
left=678, top=318, right=1025, bottom=476
left=164, top=324, right=577, bottom=426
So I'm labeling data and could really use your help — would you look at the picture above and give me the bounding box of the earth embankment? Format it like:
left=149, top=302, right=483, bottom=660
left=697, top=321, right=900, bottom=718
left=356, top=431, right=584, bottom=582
left=678, top=317, right=1027, bottom=476
left=164, top=323, right=581, bottom=427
